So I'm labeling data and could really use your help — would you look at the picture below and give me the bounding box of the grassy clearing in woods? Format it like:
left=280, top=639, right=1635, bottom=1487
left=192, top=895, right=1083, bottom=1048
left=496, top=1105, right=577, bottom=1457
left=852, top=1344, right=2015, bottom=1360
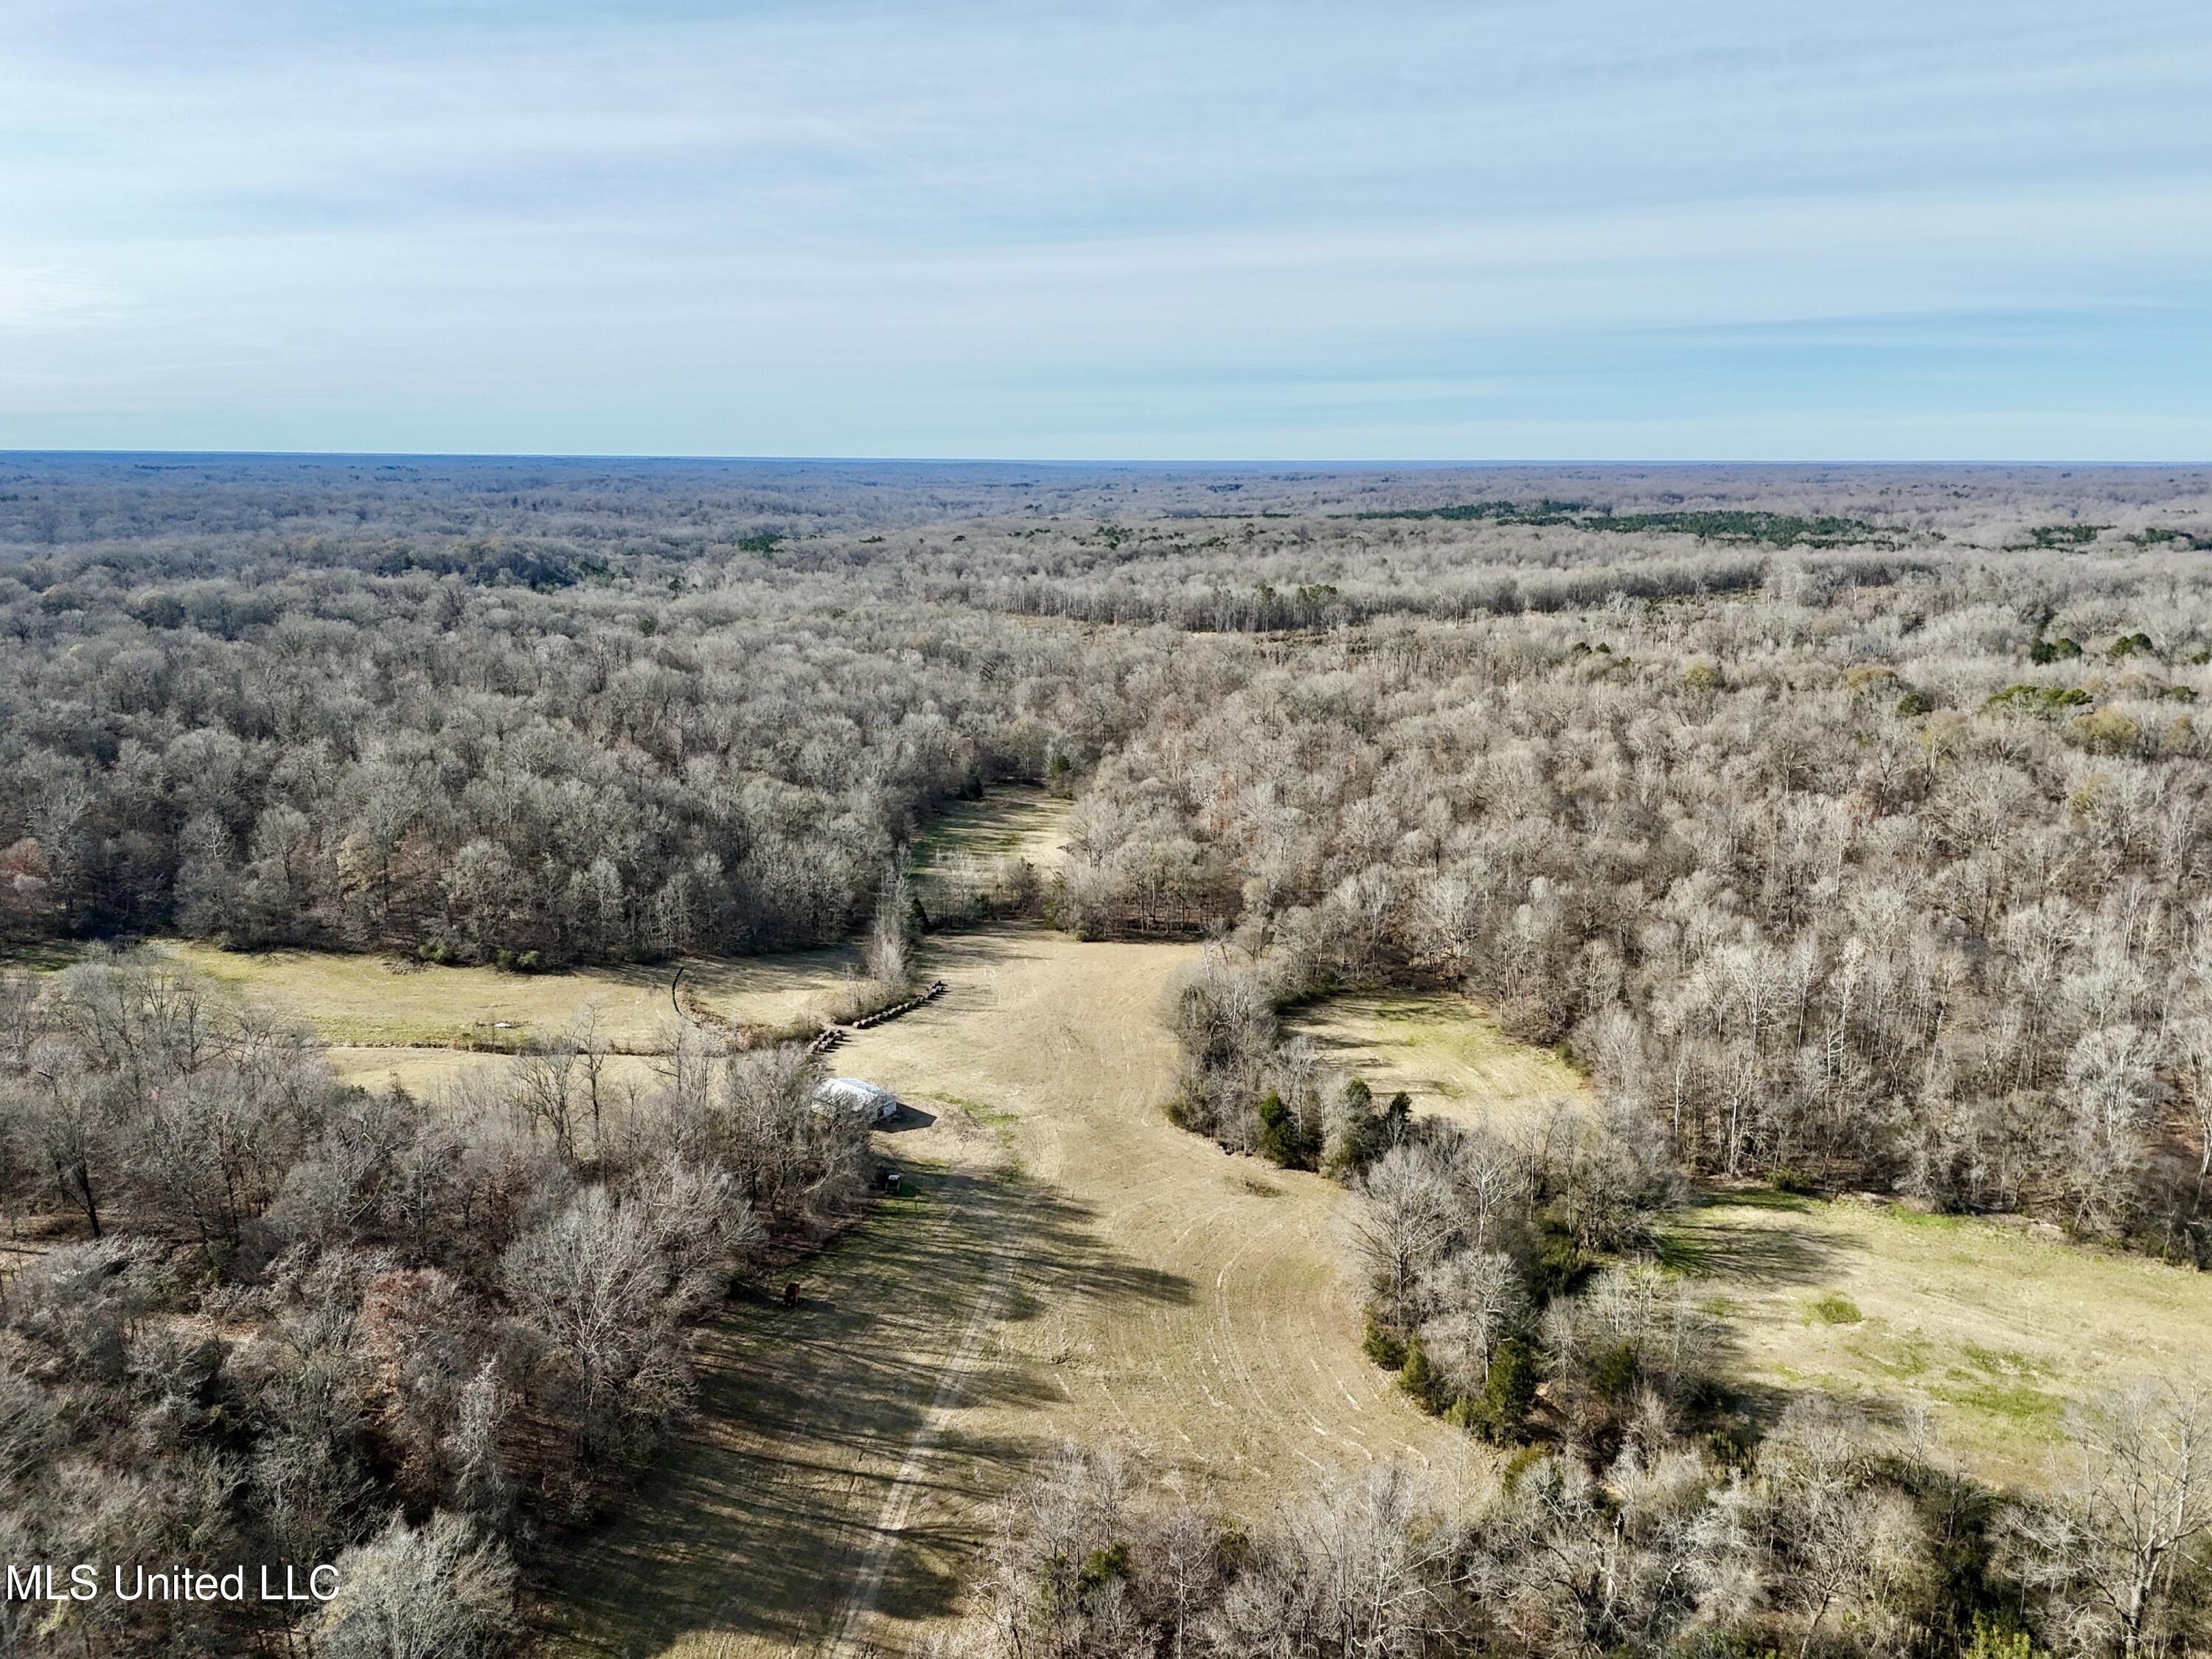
left=1660, top=1189, right=2212, bottom=1486
left=1290, top=991, right=1593, bottom=1133
left=142, top=939, right=861, bottom=1048
left=541, top=923, right=1475, bottom=1655
left=909, top=787, right=1071, bottom=867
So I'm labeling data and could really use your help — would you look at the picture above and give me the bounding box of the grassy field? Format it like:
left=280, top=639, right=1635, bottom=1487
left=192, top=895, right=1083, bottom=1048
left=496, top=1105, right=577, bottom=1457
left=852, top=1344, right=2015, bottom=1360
left=1663, top=1189, right=2212, bottom=1487
left=32, top=805, right=2201, bottom=1638
left=540, top=927, right=1475, bottom=1657
left=844, top=933, right=1470, bottom=1509
left=541, top=1103, right=1019, bottom=1658
left=127, top=790, right=1062, bottom=1077
left=320, top=1046, right=672, bottom=1094
left=908, top=785, right=1069, bottom=918
left=142, top=940, right=860, bottom=1048
left=1290, top=992, right=2212, bottom=1491
left=909, top=785, right=1069, bottom=866
left=1290, top=990, right=1593, bottom=1131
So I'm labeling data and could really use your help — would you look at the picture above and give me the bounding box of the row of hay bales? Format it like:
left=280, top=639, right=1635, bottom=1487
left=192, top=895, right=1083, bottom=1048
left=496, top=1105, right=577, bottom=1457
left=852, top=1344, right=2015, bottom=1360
left=806, top=979, right=948, bottom=1056
left=849, top=979, right=948, bottom=1029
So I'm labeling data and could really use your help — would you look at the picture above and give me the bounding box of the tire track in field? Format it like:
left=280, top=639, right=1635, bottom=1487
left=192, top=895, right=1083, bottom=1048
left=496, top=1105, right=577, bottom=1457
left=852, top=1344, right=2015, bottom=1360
left=836, top=928, right=1471, bottom=1637
left=827, top=1237, right=1019, bottom=1657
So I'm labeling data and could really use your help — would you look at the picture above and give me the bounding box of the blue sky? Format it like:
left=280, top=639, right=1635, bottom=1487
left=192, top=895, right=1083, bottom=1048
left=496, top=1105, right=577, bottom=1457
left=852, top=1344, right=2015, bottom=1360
left=1, top=0, right=2208, bottom=460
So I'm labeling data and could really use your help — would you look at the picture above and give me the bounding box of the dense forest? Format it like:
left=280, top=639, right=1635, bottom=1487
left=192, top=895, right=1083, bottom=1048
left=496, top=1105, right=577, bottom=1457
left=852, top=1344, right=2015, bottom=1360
left=15, top=455, right=2180, bottom=1245
left=4, top=456, right=2212, bottom=1656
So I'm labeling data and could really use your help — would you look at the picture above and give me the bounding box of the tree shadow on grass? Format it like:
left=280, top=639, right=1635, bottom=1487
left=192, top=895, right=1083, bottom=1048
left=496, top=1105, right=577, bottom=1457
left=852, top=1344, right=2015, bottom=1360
left=1658, top=1193, right=1863, bottom=1288
left=534, top=1165, right=1187, bottom=1658
left=1297, top=1023, right=1422, bottom=1080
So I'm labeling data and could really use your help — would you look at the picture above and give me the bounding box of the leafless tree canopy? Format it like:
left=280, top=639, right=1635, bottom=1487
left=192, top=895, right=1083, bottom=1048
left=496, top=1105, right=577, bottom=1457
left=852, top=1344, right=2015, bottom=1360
left=0, top=953, right=859, bottom=1655
left=5, top=458, right=2212, bottom=1654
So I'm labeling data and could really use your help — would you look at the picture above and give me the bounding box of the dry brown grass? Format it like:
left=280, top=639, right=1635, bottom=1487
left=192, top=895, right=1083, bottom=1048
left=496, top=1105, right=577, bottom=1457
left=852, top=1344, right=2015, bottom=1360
left=538, top=927, right=1476, bottom=1658
left=540, top=1108, right=1016, bottom=1658
left=847, top=933, right=1474, bottom=1506
left=321, top=1046, right=667, bottom=1096
left=144, top=940, right=863, bottom=1049
left=38, top=839, right=2212, bottom=1644
left=1290, top=990, right=1593, bottom=1133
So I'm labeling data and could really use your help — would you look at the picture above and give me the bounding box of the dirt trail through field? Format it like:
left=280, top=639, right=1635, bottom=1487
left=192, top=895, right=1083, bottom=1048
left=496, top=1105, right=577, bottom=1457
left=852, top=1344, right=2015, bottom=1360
left=823, top=930, right=1469, bottom=1651
left=543, top=926, right=1467, bottom=1658
left=826, top=1242, right=1018, bottom=1655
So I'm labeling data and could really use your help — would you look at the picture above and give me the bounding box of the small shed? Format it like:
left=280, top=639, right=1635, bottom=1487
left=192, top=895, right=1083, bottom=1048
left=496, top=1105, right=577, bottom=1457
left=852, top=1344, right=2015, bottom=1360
left=812, top=1077, right=902, bottom=1124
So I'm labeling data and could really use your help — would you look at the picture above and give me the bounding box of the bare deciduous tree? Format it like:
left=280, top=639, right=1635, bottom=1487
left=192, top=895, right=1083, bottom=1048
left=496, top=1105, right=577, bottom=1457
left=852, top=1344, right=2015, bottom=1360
left=2008, top=1381, right=2212, bottom=1659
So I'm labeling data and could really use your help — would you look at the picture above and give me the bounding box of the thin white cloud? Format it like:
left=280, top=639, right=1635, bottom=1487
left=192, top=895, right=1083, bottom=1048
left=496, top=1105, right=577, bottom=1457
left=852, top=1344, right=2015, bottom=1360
left=0, top=0, right=2205, bottom=455
left=0, top=265, right=127, bottom=333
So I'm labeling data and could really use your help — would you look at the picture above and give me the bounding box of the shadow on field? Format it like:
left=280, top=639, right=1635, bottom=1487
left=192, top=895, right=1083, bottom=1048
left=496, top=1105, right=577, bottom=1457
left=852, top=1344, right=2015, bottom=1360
left=1657, top=1192, right=1860, bottom=1288
left=1298, top=1023, right=1441, bottom=1091
left=538, top=1164, right=1186, bottom=1657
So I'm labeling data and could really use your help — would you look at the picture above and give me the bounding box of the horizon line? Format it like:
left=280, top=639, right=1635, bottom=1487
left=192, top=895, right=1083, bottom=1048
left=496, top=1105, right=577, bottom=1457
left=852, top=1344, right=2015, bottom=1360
left=3, top=449, right=2206, bottom=471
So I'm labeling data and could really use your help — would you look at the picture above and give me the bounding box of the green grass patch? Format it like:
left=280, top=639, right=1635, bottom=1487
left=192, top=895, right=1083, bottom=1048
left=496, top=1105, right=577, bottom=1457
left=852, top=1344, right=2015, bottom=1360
left=1655, top=1233, right=1705, bottom=1275
left=1662, top=1181, right=2212, bottom=1489
left=1807, top=1292, right=1864, bottom=1325
left=910, top=790, right=1065, bottom=860
left=1885, top=1204, right=1967, bottom=1231
left=1846, top=1330, right=1932, bottom=1380
left=867, top=1175, right=939, bottom=1226
left=1960, top=1344, right=2049, bottom=1379
left=940, top=1091, right=1020, bottom=1136
left=1936, top=1377, right=2065, bottom=1430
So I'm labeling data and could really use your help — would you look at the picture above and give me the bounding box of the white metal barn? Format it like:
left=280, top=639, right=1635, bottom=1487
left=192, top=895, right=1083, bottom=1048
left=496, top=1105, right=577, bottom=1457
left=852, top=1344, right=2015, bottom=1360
left=812, top=1077, right=902, bottom=1124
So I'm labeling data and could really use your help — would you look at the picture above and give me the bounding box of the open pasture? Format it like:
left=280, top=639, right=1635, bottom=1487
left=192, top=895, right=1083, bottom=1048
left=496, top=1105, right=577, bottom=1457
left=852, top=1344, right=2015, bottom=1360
left=541, top=925, right=1476, bottom=1656
left=1285, top=992, right=2212, bottom=1492
left=1663, top=1190, right=2212, bottom=1486
left=143, top=939, right=862, bottom=1049
left=543, top=1116, right=1016, bottom=1658
left=844, top=933, right=1473, bottom=1513
left=909, top=785, right=1070, bottom=868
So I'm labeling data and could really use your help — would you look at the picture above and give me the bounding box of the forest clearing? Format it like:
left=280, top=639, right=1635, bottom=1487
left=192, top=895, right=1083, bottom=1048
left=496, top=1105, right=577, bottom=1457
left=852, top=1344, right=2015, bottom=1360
left=1664, top=1189, right=2212, bottom=1488
left=144, top=938, right=863, bottom=1050
left=18, top=891, right=2212, bottom=1649
left=1295, top=997, right=2212, bottom=1489
left=1290, top=992, right=1595, bottom=1132
left=543, top=923, right=1483, bottom=1656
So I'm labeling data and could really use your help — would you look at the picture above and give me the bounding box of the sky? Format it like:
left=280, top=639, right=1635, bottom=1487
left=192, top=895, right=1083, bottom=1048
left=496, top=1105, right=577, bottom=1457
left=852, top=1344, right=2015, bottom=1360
left=1, top=0, right=2208, bottom=462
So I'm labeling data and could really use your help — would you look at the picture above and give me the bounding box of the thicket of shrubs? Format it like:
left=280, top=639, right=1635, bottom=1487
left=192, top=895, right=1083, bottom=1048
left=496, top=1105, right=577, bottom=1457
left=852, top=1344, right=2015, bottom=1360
left=944, top=1377, right=2212, bottom=1659
left=0, top=956, right=862, bottom=1655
